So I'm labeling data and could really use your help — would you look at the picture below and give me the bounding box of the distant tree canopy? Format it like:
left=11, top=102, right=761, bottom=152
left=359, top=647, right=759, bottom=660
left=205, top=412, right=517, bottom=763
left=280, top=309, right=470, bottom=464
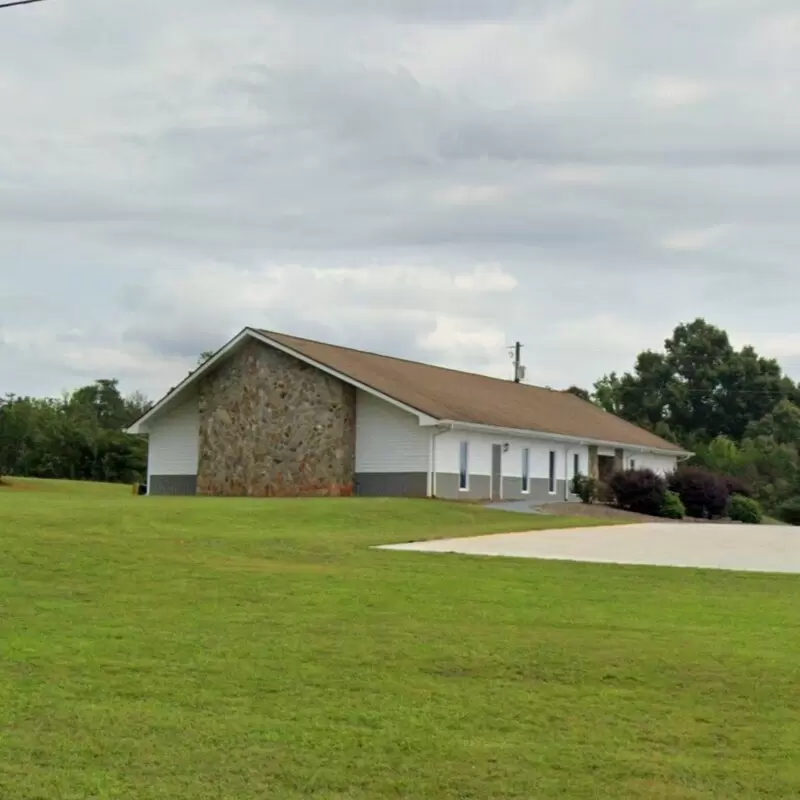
left=586, top=318, right=800, bottom=511
left=0, top=379, right=151, bottom=485
left=590, top=319, right=798, bottom=446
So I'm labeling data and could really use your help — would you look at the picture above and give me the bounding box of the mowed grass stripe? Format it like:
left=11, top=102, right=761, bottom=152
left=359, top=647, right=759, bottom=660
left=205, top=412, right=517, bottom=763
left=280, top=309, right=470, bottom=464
left=1, top=479, right=799, bottom=799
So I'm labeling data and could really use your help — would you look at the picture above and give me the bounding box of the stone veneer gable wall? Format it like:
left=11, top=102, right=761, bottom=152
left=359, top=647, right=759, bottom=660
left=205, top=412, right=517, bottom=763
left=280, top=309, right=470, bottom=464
left=197, top=340, right=356, bottom=497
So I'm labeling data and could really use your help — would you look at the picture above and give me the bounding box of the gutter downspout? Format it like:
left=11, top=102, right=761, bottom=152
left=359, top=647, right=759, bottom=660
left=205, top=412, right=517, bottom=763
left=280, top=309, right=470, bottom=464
left=428, top=424, right=453, bottom=498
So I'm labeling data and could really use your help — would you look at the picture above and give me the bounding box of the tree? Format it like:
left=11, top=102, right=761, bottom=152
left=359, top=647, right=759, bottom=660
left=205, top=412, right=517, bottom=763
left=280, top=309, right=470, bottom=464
left=695, top=435, right=743, bottom=475
left=588, top=318, right=800, bottom=513
left=565, top=386, right=591, bottom=402
left=594, top=319, right=794, bottom=445
left=198, top=351, right=215, bottom=365
left=738, top=436, right=800, bottom=510
left=124, top=391, right=153, bottom=428
left=67, top=379, right=129, bottom=431
left=746, top=399, right=800, bottom=445
left=0, top=381, right=150, bottom=485
left=593, top=372, right=625, bottom=415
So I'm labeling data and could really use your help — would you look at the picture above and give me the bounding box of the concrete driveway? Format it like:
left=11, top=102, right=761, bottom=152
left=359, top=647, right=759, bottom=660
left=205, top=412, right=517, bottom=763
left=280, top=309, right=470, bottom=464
left=379, top=522, right=800, bottom=574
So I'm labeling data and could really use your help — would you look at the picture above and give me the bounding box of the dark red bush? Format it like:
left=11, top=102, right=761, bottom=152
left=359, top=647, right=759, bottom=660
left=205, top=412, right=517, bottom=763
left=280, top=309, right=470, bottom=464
left=668, top=467, right=730, bottom=519
left=722, top=475, right=753, bottom=498
left=609, top=469, right=667, bottom=516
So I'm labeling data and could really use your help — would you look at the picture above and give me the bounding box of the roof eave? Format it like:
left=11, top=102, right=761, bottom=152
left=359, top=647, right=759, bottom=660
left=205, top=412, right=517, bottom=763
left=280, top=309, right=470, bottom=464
left=438, top=419, right=691, bottom=457
left=126, top=327, right=441, bottom=434
left=126, top=328, right=253, bottom=434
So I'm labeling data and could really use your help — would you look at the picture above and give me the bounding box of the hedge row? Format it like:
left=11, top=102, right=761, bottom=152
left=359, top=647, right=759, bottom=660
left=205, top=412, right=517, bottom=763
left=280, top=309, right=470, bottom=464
left=586, top=466, right=764, bottom=523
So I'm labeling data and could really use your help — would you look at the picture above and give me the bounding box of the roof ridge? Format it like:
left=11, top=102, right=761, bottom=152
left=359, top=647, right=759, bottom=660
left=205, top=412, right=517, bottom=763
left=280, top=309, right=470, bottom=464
left=254, top=327, right=565, bottom=395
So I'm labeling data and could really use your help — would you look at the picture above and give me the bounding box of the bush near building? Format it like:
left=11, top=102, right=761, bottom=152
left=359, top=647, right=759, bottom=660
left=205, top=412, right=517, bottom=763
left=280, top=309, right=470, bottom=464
left=660, top=490, right=686, bottom=519
left=668, top=467, right=730, bottom=520
left=609, top=469, right=667, bottom=517
left=727, top=495, right=763, bottom=525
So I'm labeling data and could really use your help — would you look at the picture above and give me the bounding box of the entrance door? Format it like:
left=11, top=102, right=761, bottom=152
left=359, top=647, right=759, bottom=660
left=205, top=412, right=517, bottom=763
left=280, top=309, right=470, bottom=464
left=491, top=444, right=503, bottom=500
left=598, top=455, right=616, bottom=483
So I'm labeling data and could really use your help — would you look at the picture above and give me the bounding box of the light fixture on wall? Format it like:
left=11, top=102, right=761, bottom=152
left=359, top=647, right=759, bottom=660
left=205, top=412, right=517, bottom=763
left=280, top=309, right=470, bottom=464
left=503, top=443, right=510, bottom=453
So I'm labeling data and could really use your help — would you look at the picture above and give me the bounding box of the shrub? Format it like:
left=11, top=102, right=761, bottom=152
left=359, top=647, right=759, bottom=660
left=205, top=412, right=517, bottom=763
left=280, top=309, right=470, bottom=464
left=728, top=494, right=763, bottom=524
left=778, top=498, right=800, bottom=526
left=571, top=473, right=598, bottom=504
left=609, top=469, right=667, bottom=516
left=668, top=467, right=730, bottom=519
left=597, top=481, right=616, bottom=504
left=722, top=475, right=753, bottom=498
left=660, top=490, right=686, bottom=519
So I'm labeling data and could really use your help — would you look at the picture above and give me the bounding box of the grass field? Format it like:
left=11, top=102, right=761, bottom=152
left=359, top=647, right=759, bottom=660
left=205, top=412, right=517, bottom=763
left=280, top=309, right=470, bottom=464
left=2, top=479, right=800, bottom=798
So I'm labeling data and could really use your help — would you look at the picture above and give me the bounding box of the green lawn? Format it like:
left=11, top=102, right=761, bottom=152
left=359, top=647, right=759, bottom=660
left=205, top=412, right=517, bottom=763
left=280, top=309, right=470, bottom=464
left=2, top=480, right=800, bottom=799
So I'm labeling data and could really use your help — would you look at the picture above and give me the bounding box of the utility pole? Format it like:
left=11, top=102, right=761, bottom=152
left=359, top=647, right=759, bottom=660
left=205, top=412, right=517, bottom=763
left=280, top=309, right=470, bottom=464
left=509, top=342, right=525, bottom=383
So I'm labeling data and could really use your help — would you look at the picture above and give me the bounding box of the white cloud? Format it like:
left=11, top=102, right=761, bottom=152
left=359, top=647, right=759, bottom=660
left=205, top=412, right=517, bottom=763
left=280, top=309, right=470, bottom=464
left=1, top=326, right=186, bottom=391
left=541, top=165, right=612, bottom=185
left=3, top=0, right=800, bottom=402
left=639, top=76, right=713, bottom=108
left=399, top=13, right=599, bottom=106
left=418, top=316, right=511, bottom=377
left=660, top=223, right=735, bottom=251
left=453, top=264, right=518, bottom=292
left=93, top=261, right=521, bottom=396
left=435, top=184, right=507, bottom=207
left=549, top=314, right=657, bottom=352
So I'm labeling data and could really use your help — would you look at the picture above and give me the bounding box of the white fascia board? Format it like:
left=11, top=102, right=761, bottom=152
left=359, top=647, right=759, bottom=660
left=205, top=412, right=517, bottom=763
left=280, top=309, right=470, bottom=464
left=126, top=329, right=252, bottom=434
left=438, top=419, right=692, bottom=458
left=127, top=327, right=439, bottom=434
left=246, top=329, right=438, bottom=426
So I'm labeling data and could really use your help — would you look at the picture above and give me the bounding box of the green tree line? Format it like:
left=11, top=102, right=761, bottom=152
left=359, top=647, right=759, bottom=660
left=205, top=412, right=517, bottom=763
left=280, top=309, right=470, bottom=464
left=573, top=318, right=800, bottom=512
left=0, top=380, right=151, bottom=485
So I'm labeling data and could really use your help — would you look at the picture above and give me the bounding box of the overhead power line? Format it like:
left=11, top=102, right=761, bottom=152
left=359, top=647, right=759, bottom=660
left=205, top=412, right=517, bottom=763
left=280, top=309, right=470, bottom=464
left=0, top=0, right=48, bottom=8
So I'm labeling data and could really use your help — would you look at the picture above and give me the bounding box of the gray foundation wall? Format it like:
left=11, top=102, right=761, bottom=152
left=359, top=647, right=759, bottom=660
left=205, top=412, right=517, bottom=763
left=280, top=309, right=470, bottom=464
left=435, top=474, right=571, bottom=503
left=147, top=472, right=573, bottom=502
left=149, top=475, right=198, bottom=496
left=502, top=478, right=570, bottom=503
left=355, top=472, right=428, bottom=498
left=434, top=474, right=491, bottom=501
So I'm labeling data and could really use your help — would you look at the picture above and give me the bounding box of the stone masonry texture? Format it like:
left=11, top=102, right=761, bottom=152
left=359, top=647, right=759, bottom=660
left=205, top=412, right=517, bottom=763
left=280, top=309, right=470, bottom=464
left=197, top=340, right=356, bottom=497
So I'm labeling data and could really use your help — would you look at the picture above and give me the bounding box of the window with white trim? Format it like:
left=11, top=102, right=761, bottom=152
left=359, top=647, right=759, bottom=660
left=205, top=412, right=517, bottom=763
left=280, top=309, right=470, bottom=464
left=459, top=441, right=470, bottom=491
left=548, top=450, right=557, bottom=494
left=521, top=448, right=530, bottom=493
left=630, top=458, right=637, bottom=470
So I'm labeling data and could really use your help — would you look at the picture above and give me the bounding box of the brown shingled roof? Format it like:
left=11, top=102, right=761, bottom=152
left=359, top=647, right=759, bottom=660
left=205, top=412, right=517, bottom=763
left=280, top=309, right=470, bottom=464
left=257, top=329, right=684, bottom=453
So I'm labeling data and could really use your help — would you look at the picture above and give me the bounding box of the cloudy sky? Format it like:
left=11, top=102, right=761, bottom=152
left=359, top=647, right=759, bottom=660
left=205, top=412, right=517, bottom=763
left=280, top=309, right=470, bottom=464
left=2, top=0, right=800, bottom=401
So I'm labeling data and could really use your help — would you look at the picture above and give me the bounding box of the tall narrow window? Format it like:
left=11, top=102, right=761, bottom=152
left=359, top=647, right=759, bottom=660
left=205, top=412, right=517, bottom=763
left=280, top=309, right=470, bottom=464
left=548, top=450, right=557, bottom=494
left=630, top=458, right=637, bottom=470
left=522, top=448, right=530, bottom=493
left=459, top=441, right=470, bottom=491
left=573, top=453, right=580, bottom=478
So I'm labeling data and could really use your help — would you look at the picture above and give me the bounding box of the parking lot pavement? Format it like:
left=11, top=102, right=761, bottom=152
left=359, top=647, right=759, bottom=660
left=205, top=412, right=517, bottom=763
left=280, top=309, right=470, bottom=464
left=379, top=522, right=800, bottom=574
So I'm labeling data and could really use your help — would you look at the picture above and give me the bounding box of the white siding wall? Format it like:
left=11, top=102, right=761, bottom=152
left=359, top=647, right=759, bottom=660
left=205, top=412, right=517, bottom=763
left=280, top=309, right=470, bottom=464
left=436, top=429, right=589, bottom=493
left=355, top=391, right=430, bottom=473
left=625, top=450, right=679, bottom=475
left=147, top=395, right=200, bottom=482
left=435, top=430, right=679, bottom=493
